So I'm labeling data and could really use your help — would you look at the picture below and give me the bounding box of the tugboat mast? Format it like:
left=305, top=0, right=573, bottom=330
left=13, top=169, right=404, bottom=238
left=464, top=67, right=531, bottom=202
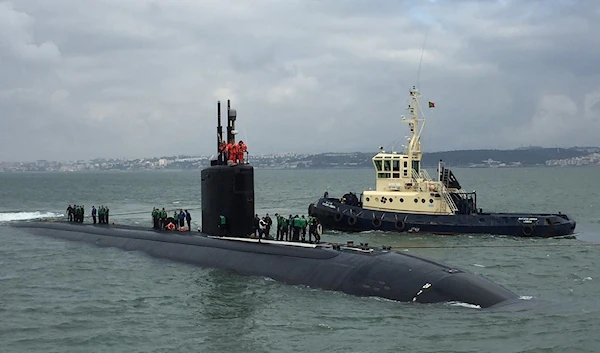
left=404, top=86, right=425, bottom=165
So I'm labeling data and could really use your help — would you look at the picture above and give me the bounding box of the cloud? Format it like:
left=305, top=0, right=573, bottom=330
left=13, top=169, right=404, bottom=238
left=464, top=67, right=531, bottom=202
left=0, top=0, right=599, bottom=162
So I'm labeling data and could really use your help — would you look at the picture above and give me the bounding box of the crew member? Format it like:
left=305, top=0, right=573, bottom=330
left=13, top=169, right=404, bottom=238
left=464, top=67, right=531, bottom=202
left=98, top=206, right=104, bottom=224
left=152, top=208, right=158, bottom=229
left=159, top=208, right=167, bottom=230
left=219, top=140, right=228, bottom=161
left=253, top=214, right=260, bottom=237
left=173, top=210, right=179, bottom=229
left=228, top=142, right=239, bottom=164
left=178, top=209, right=185, bottom=229
left=275, top=213, right=281, bottom=240
left=67, top=205, right=73, bottom=222
left=218, top=214, right=227, bottom=235
left=300, top=215, right=307, bottom=241
left=185, top=210, right=192, bottom=231
left=288, top=214, right=293, bottom=240
left=105, top=206, right=109, bottom=224
left=91, top=206, right=97, bottom=224
left=237, top=140, right=247, bottom=163
left=264, top=213, right=272, bottom=239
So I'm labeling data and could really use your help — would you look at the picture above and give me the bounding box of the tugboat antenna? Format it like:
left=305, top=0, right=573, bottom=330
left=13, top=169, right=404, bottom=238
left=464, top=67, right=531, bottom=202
left=416, top=29, right=429, bottom=91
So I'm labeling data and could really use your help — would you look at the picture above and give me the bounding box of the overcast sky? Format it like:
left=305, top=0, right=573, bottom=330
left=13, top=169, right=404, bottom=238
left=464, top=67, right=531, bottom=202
left=1, top=0, right=599, bottom=162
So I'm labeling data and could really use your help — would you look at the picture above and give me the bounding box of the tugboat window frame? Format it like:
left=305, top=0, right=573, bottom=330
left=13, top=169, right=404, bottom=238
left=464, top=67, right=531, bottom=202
left=383, top=160, right=391, bottom=171
left=374, top=159, right=382, bottom=171
left=392, top=160, right=400, bottom=171
left=393, top=173, right=400, bottom=178
left=378, top=172, right=391, bottom=178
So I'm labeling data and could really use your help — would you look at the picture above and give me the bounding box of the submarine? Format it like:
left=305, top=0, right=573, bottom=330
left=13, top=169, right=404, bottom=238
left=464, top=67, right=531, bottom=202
left=11, top=99, right=521, bottom=309
left=308, top=86, right=576, bottom=238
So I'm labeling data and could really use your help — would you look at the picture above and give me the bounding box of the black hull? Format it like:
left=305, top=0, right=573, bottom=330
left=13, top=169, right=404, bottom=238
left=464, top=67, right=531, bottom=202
left=309, top=198, right=576, bottom=238
left=11, top=221, right=519, bottom=308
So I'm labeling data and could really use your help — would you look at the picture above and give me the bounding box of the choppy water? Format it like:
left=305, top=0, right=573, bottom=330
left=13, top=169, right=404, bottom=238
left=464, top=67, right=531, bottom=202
left=1, top=167, right=599, bottom=353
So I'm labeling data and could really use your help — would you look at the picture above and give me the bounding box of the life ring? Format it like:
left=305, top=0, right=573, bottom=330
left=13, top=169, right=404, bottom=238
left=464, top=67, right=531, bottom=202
left=395, top=220, right=405, bottom=231
left=522, top=225, right=534, bottom=236
left=334, top=211, right=343, bottom=222
left=166, top=223, right=175, bottom=231
left=348, top=216, right=357, bottom=226
left=316, top=224, right=323, bottom=236
left=372, top=218, right=382, bottom=228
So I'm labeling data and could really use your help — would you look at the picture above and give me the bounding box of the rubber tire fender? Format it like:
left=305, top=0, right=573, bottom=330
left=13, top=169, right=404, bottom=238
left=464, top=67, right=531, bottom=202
left=372, top=218, right=382, bottom=228
left=348, top=216, right=358, bottom=226
left=334, top=211, right=343, bottom=222
left=395, top=220, right=405, bottom=231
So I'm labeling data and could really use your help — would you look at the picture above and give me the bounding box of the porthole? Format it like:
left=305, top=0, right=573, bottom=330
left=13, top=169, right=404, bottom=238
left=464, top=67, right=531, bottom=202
left=375, top=197, right=379, bottom=202
left=400, top=198, right=404, bottom=203
left=429, top=199, right=433, bottom=204
left=414, top=198, right=418, bottom=203
left=366, top=197, right=370, bottom=202
left=389, top=198, right=393, bottom=202
left=421, top=199, right=426, bottom=203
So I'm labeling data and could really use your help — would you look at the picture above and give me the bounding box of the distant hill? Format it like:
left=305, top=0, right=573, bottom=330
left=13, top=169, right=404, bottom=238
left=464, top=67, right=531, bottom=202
left=420, top=148, right=590, bottom=167
left=300, top=147, right=600, bottom=169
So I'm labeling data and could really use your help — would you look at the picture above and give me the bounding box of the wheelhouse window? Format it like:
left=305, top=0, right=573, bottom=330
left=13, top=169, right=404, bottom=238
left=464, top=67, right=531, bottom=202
left=383, top=160, right=391, bottom=171
left=392, top=160, right=400, bottom=172
left=374, top=159, right=382, bottom=171
left=378, top=172, right=391, bottom=178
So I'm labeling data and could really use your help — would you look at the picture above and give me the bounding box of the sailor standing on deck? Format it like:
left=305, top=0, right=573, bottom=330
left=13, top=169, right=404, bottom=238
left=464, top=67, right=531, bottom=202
left=91, top=206, right=97, bottom=224
left=159, top=208, right=167, bottom=230
left=275, top=213, right=281, bottom=240
left=152, top=208, right=158, bottom=229
left=178, top=209, right=185, bottom=229
left=105, top=206, right=109, bottom=224
left=173, top=210, right=179, bottom=229
left=185, top=210, right=191, bottom=231
left=67, top=205, right=73, bottom=222
left=264, top=213, right=272, bottom=239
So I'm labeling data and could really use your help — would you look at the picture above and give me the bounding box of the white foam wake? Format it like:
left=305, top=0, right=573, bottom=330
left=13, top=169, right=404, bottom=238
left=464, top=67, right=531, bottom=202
left=0, top=211, right=63, bottom=222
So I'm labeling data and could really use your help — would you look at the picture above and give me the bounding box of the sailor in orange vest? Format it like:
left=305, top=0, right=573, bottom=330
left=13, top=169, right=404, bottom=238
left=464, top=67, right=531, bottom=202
left=237, top=141, right=247, bottom=163
left=219, top=141, right=228, bottom=160
left=228, top=142, right=238, bottom=163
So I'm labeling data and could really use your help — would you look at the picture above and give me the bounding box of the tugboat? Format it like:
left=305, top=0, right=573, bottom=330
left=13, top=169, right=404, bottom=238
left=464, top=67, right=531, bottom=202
left=308, top=86, right=576, bottom=238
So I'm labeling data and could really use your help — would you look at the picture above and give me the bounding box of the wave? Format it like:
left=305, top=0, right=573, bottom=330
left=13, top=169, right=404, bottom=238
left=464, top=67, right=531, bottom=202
left=0, top=211, right=63, bottom=222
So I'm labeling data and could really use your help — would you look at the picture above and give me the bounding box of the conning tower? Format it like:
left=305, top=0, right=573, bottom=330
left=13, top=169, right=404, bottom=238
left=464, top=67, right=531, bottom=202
left=201, top=100, right=255, bottom=237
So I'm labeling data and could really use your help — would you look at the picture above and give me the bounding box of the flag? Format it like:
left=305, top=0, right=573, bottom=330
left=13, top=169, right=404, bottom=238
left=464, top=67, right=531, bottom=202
left=428, top=101, right=435, bottom=108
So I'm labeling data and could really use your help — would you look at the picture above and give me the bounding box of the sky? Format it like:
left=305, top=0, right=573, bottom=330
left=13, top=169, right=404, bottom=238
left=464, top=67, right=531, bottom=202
left=1, top=0, right=599, bottom=162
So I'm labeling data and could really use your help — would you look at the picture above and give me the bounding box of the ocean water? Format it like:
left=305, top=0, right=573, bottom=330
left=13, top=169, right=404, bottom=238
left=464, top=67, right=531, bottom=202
left=1, top=167, right=599, bottom=353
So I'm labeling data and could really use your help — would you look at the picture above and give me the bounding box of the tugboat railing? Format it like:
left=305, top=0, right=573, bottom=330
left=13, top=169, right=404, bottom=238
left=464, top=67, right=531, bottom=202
left=441, top=186, right=459, bottom=213
left=421, top=169, right=432, bottom=181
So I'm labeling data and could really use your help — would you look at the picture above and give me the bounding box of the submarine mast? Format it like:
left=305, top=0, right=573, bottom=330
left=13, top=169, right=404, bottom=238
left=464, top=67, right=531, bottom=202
left=202, top=100, right=255, bottom=237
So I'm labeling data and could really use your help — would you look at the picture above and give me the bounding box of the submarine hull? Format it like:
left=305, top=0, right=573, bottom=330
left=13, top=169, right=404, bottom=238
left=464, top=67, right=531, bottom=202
left=11, top=221, right=518, bottom=308
left=309, top=198, right=576, bottom=237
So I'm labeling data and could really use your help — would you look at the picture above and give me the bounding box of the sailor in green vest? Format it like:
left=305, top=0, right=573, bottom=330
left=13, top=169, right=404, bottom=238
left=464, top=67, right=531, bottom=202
left=291, top=215, right=300, bottom=242
left=159, top=208, right=167, bottom=230
left=218, top=215, right=227, bottom=235
left=98, top=206, right=104, bottom=224
left=152, top=208, right=159, bottom=229
left=300, top=215, right=308, bottom=241
left=173, top=210, right=179, bottom=230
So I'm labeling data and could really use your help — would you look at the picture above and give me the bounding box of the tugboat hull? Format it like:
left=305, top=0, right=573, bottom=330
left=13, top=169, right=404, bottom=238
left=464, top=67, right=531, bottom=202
left=309, top=198, right=576, bottom=238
